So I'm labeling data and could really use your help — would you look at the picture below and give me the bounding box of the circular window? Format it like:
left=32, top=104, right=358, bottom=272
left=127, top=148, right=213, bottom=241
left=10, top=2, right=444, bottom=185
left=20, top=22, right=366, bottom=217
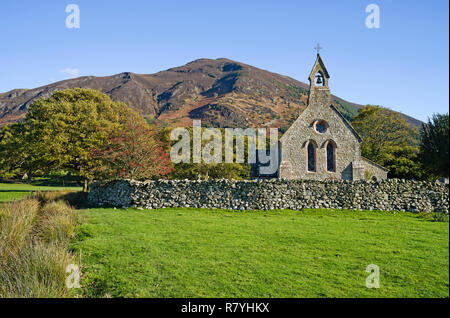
left=314, top=120, right=328, bottom=133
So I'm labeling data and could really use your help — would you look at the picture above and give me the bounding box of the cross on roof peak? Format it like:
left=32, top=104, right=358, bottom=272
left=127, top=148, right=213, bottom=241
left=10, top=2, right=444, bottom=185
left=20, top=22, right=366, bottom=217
left=314, top=43, right=322, bottom=55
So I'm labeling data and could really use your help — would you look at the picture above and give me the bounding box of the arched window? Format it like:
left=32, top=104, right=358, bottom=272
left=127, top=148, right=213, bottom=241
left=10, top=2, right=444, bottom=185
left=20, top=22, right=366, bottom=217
left=307, top=141, right=317, bottom=172
left=326, top=140, right=336, bottom=172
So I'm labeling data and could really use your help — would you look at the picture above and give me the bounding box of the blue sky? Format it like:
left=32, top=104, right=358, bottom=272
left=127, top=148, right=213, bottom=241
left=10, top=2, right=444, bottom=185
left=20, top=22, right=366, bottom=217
left=0, top=0, right=448, bottom=121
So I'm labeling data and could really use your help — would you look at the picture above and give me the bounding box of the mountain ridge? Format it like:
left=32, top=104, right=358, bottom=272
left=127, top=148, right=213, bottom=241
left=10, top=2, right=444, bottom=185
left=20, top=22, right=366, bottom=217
left=0, top=58, right=423, bottom=129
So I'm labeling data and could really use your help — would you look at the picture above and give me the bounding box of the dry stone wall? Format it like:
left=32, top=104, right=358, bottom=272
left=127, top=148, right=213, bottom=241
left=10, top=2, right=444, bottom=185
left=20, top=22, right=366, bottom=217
left=88, top=179, right=449, bottom=213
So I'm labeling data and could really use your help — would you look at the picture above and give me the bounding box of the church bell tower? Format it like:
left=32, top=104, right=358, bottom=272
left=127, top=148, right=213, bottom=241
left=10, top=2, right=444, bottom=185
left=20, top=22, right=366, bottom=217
left=307, top=44, right=331, bottom=107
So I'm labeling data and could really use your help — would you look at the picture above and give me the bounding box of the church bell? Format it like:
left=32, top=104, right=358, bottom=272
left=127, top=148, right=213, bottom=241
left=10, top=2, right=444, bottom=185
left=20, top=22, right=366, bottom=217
left=316, top=74, right=323, bottom=84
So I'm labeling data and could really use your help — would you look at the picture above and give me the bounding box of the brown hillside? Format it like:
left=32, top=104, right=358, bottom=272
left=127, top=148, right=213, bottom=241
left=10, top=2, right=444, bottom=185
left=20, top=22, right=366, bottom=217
left=0, top=58, right=423, bottom=129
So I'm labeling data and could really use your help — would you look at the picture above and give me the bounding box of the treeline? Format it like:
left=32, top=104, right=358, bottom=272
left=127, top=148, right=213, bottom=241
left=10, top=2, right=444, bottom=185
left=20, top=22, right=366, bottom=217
left=0, top=89, right=251, bottom=188
left=0, top=89, right=448, bottom=187
left=352, top=105, right=448, bottom=181
left=0, top=89, right=173, bottom=190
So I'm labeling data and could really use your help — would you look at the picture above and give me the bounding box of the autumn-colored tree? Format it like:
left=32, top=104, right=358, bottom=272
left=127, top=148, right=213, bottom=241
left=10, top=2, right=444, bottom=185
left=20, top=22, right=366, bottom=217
left=89, top=111, right=173, bottom=180
left=352, top=105, right=423, bottom=179
left=419, top=113, right=449, bottom=179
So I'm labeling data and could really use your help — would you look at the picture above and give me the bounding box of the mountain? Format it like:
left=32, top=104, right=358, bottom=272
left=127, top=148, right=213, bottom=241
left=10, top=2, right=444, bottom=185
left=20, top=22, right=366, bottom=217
left=0, top=58, right=423, bottom=130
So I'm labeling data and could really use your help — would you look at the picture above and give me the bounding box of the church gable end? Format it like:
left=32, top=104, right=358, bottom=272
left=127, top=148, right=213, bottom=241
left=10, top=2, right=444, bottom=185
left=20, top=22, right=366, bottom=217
left=279, top=95, right=362, bottom=180
left=276, top=50, right=387, bottom=181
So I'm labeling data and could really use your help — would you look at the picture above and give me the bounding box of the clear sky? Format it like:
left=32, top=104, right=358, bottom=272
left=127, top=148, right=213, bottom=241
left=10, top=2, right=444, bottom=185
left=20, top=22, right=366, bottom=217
left=0, top=0, right=448, bottom=121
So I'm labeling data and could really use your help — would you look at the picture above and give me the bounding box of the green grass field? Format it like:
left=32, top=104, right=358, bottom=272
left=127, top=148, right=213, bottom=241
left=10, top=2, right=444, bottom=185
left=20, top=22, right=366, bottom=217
left=73, top=208, right=449, bottom=298
left=0, top=182, right=81, bottom=202
left=1, top=183, right=448, bottom=298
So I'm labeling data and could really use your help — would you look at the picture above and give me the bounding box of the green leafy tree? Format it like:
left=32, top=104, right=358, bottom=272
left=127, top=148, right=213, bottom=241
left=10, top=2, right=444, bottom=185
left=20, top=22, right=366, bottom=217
left=0, top=121, right=45, bottom=181
left=0, top=89, right=141, bottom=189
left=419, top=113, right=449, bottom=179
left=163, top=126, right=252, bottom=180
left=352, top=105, right=423, bottom=179
left=171, top=162, right=250, bottom=180
left=0, top=124, right=23, bottom=179
left=24, top=89, right=130, bottom=189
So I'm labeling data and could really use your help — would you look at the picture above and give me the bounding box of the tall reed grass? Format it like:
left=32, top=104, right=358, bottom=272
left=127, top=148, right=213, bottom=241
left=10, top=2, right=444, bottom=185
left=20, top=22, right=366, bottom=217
left=0, top=193, right=81, bottom=298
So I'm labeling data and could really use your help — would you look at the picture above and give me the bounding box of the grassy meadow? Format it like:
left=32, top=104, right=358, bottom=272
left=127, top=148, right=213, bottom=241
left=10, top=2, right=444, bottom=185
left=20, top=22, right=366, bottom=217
left=0, top=182, right=81, bottom=202
left=0, top=184, right=448, bottom=298
left=73, top=207, right=449, bottom=298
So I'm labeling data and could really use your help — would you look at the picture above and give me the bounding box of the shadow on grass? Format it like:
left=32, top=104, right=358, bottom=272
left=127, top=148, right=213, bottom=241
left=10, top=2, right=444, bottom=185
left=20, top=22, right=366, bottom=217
left=31, top=191, right=91, bottom=209
left=0, top=190, right=36, bottom=193
left=1, top=177, right=83, bottom=188
left=31, top=180, right=82, bottom=187
left=61, top=191, right=90, bottom=209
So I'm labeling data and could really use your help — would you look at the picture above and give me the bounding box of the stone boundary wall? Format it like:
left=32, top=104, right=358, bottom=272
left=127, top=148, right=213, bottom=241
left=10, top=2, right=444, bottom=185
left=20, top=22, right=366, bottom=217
left=88, top=179, right=449, bottom=213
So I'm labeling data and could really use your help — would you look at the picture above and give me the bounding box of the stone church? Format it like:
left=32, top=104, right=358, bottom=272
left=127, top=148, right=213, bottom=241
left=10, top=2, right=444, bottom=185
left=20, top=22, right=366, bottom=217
left=253, top=53, right=388, bottom=181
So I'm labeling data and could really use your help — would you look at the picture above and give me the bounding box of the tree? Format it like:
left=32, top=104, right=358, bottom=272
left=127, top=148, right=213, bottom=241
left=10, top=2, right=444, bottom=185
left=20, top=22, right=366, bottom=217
left=1, top=89, right=137, bottom=189
left=419, top=113, right=449, bottom=179
left=164, top=126, right=252, bottom=180
left=0, top=121, right=45, bottom=181
left=171, top=162, right=250, bottom=180
left=352, top=105, right=423, bottom=179
left=0, top=124, right=22, bottom=179
left=89, top=111, right=173, bottom=180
